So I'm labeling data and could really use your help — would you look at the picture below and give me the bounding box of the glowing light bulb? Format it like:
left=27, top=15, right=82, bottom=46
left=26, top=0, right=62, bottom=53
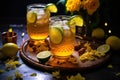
left=104, top=22, right=108, bottom=26
left=108, top=29, right=111, bottom=34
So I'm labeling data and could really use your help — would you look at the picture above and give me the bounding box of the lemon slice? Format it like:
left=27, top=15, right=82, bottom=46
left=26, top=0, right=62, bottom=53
left=45, top=3, right=58, bottom=13
left=27, top=11, right=37, bottom=23
left=69, top=15, right=84, bottom=27
left=97, top=44, right=110, bottom=53
left=49, top=27, right=63, bottom=44
left=36, top=51, right=51, bottom=63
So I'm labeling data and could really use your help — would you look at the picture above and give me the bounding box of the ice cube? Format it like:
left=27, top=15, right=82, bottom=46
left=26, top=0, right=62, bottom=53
left=62, top=20, right=68, bottom=24
left=63, top=25, right=70, bottom=30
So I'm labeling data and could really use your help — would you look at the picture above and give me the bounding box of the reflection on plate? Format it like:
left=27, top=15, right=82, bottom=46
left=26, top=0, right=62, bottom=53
left=20, top=36, right=110, bottom=72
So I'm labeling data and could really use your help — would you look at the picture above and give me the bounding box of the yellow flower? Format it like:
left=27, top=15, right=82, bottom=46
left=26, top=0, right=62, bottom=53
left=52, top=70, right=60, bottom=78
left=66, top=0, right=82, bottom=12
left=65, top=0, right=100, bottom=15
left=67, top=73, right=85, bottom=80
left=83, top=0, right=100, bottom=15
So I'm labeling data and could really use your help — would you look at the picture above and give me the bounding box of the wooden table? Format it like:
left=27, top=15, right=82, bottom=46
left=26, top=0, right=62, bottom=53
left=0, top=24, right=120, bottom=80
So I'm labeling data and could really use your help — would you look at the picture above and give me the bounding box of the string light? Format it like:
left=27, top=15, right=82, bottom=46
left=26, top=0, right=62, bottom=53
left=104, top=22, right=108, bottom=26
left=108, top=29, right=111, bottom=34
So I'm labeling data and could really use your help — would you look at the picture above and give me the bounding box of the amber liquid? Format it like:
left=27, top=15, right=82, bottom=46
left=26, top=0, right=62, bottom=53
left=27, top=8, right=50, bottom=40
left=50, top=29, right=75, bottom=57
left=27, top=20, right=49, bottom=40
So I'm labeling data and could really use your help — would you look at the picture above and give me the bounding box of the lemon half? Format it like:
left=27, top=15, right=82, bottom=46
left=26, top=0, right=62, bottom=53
left=37, top=51, right=51, bottom=63
left=97, top=44, right=110, bottom=53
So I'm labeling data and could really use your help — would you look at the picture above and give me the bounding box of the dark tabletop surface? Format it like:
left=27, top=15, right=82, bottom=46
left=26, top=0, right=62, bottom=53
left=0, top=24, right=120, bottom=80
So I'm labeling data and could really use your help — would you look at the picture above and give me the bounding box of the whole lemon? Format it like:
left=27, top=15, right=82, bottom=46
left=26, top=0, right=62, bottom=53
left=106, top=36, right=120, bottom=50
left=1, top=43, right=19, bottom=57
left=92, top=28, right=105, bottom=39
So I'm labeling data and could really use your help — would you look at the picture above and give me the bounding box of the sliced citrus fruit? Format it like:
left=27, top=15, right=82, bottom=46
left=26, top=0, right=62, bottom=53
left=49, top=27, right=63, bottom=44
left=69, top=15, right=84, bottom=27
left=36, top=51, right=51, bottom=63
left=97, top=44, right=110, bottom=53
left=45, top=3, right=58, bottom=13
left=27, top=11, right=37, bottom=23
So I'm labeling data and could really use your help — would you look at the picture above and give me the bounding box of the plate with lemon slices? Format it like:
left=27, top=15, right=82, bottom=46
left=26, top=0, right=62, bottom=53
left=20, top=7, right=111, bottom=71
left=20, top=36, right=111, bottom=72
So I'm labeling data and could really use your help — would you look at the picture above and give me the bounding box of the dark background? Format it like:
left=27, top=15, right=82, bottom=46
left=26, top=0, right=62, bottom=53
left=0, top=0, right=59, bottom=24
left=0, top=0, right=119, bottom=36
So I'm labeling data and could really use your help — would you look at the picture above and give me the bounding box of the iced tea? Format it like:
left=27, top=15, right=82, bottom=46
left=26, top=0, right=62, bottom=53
left=27, top=4, right=50, bottom=40
left=49, top=15, right=75, bottom=57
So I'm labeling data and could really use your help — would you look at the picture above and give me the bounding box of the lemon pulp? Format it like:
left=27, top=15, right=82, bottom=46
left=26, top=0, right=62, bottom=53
left=37, top=51, right=51, bottom=59
left=36, top=51, right=51, bottom=63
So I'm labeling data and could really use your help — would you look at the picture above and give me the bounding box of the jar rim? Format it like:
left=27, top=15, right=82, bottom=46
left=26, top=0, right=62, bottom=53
left=50, top=15, right=70, bottom=21
left=27, top=3, right=46, bottom=9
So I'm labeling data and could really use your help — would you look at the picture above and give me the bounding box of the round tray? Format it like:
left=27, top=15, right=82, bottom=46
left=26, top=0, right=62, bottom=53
left=20, top=37, right=110, bottom=72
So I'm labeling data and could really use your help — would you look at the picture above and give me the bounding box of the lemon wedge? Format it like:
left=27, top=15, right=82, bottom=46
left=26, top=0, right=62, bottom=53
left=45, top=3, right=58, bottom=13
left=69, top=15, right=84, bottom=27
left=27, top=11, right=37, bottom=23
